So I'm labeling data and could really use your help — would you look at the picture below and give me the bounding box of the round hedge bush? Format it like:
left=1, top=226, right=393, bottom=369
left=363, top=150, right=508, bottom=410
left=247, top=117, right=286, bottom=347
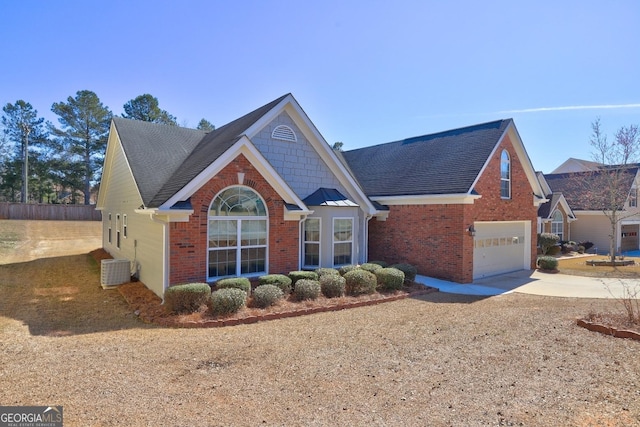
left=216, top=277, right=252, bottom=295
left=320, top=274, right=346, bottom=298
left=368, top=260, right=389, bottom=268
left=252, top=284, right=284, bottom=308
left=164, top=283, right=211, bottom=313
left=390, top=263, right=417, bottom=283
left=259, top=274, right=292, bottom=294
left=207, top=288, right=247, bottom=315
left=338, top=264, right=359, bottom=276
left=315, top=267, right=340, bottom=278
left=537, top=256, right=558, bottom=271
left=289, top=271, right=318, bottom=286
left=344, top=269, right=377, bottom=296
left=375, top=267, right=405, bottom=291
left=360, top=263, right=383, bottom=273
left=294, top=279, right=321, bottom=301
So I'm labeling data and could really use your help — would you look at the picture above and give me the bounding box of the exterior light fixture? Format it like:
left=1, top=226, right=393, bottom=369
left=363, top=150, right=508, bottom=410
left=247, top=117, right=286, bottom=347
left=467, top=225, right=476, bottom=236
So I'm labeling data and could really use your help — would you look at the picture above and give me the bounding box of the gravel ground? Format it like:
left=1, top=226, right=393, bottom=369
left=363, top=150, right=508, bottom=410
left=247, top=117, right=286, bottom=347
left=1, top=221, right=639, bottom=426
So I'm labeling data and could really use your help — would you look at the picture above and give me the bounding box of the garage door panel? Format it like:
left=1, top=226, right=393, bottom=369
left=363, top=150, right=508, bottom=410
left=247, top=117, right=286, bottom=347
left=473, top=222, right=527, bottom=279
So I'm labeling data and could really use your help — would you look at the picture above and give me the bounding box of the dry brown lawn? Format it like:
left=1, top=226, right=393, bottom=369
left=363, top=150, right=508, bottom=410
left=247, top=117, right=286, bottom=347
left=558, top=254, right=640, bottom=278
left=1, top=221, right=639, bottom=426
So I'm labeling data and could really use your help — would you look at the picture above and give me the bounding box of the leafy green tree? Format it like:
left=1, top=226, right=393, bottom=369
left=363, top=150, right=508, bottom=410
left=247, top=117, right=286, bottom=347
left=332, top=141, right=344, bottom=151
left=122, top=94, right=177, bottom=125
left=1, top=100, right=48, bottom=203
left=197, top=118, right=215, bottom=132
left=51, top=90, right=112, bottom=205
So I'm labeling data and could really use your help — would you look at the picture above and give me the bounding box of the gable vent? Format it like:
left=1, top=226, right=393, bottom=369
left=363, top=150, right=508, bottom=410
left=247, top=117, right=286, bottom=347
left=272, top=125, right=297, bottom=142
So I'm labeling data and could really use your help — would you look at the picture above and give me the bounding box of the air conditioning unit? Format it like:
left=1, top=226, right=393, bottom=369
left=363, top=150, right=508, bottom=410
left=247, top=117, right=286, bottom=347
left=101, top=259, right=131, bottom=289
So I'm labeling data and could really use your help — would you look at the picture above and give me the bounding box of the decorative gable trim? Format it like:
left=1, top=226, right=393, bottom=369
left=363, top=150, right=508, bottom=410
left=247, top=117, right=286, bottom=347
left=271, top=125, right=297, bottom=142
left=243, top=94, right=381, bottom=216
left=160, top=136, right=311, bottom=218
left=471, top=121, right=546, bottom=206
left=96, top=120, right=143, bottom=210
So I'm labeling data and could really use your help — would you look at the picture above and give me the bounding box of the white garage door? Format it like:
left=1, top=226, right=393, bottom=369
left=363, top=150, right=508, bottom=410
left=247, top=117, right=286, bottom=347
left=473, top=222, right=529, bottom=279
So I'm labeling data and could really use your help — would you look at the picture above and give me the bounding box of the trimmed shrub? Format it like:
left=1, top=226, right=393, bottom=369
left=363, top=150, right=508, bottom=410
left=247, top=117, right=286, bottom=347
left=294, top=279, right=321, bottom=301
left=338, top=264, right=359, bottom=275
left=537, top=256, right=558, bottom=271
left=344, top=269, right=377, bottom=296
left=580, top=241, right=594, bottom=252
left=208, top=288, right=246, bottom=315
left=375, top=268, right=405, bottom=291
left=289, top=271, right=318, bottom=286
left=577, top=245, right=586, bottom=254
left=215, top=277, right=252, bottom=295
left=368, top=260, right=389, bottom=268
left=164, top=283, right=211, bottom=313
left=320, top=274, right=346, bottom=298
left=252, top=284, right=284, bottom=308
left=259, top=274, right=292, bottom=294
left=360, top=262, right=383, bottom=273
left=390, top=263, right=417, bottom=283
left=315, top=267, right=340, bottom=278
left=547, top=245, right=562, bottom=256
left=539, top=233, right=560, bottom=255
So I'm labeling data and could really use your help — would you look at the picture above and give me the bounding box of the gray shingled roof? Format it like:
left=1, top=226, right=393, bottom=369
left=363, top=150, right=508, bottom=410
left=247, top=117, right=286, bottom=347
left=544, top=168, right=638, bottom=211
left=113, top=117, right=206, bottom=207
left=113, top=94, right=289, bottom=208
left=537, top=193, right=563, bottom=218
left=341, top=119, right=512, bottom=197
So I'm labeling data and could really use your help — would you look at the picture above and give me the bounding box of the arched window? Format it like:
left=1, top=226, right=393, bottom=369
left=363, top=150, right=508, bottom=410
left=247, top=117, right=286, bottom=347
left=500, top=150, right=511, bottom=199
left=208, top=186, right=268, bottom=279
left=551, top=210, right=564, bottom=241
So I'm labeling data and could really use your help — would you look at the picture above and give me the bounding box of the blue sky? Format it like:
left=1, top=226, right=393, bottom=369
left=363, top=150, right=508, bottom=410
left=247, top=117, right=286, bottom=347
left=1, top=0, right=638, bottom=173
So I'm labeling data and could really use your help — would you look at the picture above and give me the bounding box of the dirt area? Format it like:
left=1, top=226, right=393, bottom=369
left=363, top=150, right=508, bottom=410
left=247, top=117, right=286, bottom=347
left=0, top=220, right=101, bottom=264
left=1, top=221, right=639, bottom=425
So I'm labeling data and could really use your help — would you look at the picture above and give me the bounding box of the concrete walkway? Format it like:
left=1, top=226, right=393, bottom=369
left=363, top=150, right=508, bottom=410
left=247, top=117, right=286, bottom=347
left=416, top=270, right=640, bottom=299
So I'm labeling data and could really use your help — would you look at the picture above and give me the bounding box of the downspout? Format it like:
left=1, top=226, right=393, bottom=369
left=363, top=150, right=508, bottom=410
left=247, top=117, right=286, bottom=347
left=298, top=214, right=309, bottom=271
left=363, top=214, right=373, bottom=263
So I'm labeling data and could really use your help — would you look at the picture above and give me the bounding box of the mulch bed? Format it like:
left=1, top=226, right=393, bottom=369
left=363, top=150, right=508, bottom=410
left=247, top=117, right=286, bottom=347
left=90, top=249, right=437, bottom=328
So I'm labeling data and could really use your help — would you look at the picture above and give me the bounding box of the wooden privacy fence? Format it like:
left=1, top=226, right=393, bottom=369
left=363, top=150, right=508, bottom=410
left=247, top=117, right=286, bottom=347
left=0, top=202, right=102, bottom=221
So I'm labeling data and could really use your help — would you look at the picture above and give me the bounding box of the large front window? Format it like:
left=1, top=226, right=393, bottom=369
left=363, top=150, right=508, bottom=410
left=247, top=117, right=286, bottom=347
left=333, top=218, right=353, bottom=266
left=208, top=187, right=267, bottom=279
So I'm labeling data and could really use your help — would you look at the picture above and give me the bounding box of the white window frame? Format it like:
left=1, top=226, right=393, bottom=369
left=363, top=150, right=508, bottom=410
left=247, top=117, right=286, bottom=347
left=116, top=214, right=121, bottom=249
left=207, top=186, right=268, bottom=280
left=500, top=150, right=511, bottom=199
left=107, top=213, right=112, bottom=244
left=123, top=214, right=128, bottom=238
left=302, top=218, right=321, bottom=268
left=332, top=217, right=354, bottom=267
left=629, top=188, right=637, bottom=208
left=551, top=210, right=564, bottom=241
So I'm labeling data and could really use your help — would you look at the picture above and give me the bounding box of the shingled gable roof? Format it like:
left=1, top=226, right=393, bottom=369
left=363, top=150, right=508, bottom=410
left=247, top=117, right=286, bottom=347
left=544, top=167, right=639, bottom=211
left=112, top=117, right=206, bottom=207
left=341, top=119, right=512, bottom=197
left=113, top=94, right=289, bottom=208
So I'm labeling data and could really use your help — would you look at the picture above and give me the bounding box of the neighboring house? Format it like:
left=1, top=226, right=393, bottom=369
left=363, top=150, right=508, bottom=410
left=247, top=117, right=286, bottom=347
left=536, top=172, right=576, bottom=241
left=97, top=94, right=546, bottom=297
left=551, top=157, right=602, bottom=174
left=543, top=163, right=640, bottom=254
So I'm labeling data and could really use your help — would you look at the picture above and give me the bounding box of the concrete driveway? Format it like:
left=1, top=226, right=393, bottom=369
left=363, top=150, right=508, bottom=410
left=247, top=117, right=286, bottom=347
left=417, top=269, right=640, bottom=299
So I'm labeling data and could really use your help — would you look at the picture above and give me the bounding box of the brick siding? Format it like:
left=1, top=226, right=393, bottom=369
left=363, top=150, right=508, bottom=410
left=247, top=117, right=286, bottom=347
left=368, top=133, right=538, bottom=283
left=168, top=154, right=299, bottom=285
